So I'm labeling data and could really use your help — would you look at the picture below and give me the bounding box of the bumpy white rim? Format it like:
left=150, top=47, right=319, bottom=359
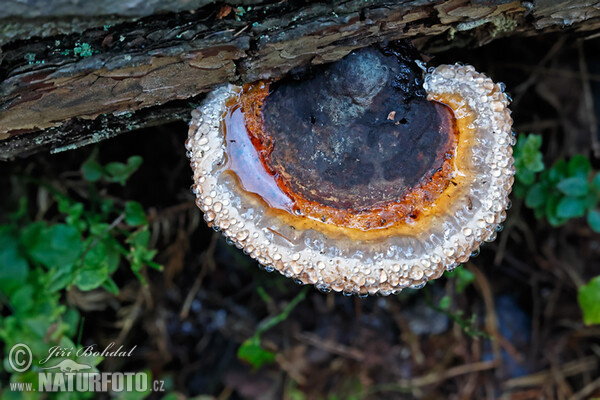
left=187, top=64, right=514, bottom=296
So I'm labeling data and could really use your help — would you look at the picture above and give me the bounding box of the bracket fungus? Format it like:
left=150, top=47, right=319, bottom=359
left=186, top=42, right=514, bottom=296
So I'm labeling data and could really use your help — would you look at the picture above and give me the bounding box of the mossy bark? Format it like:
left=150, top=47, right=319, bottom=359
left=1, top=0, right=599, bottom=159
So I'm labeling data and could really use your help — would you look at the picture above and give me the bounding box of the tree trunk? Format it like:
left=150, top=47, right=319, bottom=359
left=1, top=0, right=599, bottom=160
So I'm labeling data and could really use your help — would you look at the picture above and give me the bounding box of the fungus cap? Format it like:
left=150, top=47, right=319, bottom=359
left=187, top=51, right=514, bottom=296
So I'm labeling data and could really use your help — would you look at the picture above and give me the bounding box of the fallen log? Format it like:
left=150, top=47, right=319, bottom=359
left=1, top=0, right=599, bottom=159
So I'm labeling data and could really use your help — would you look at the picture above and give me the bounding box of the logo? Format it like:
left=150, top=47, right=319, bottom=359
left=8, top=343, right=33, bottom=373
left=42, top=359, right=92, bottom=373
left=7, top=342, right=164, bottom=394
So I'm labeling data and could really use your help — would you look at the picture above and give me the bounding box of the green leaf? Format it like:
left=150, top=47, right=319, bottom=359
left=102, top=277, right=120, bottom=294
left=124, top=201, right=147, bottom=226
left=556, top=176, right=589, bottom=197
left=73, top=266, right=108, bottom=291
left=237, top=335, right=276, bottom=369
left=516, top=168, right=536, bottom=186
left=567, top=154, right=591, bottom=178
left=103, top=237, right=122, bottom=274
left=456, top=268, right=475, bottom=293
left=62, top=308, right=81, bottom=338
left=522, top=136, right=544, bottom=171
left=10, top=285, right=35, bottom=314
left=27, top=224, right=84, bottom=269
left=547, top=160, right=568, bottom=184
left=546, top=194, right=567, bottom=226
left=128, top=228, right=150, bottom=248
left=100, top=198, right=115, bottom=215
left=446, top=267, right=475, bottom=293
left=438, top=295, right=451, bottom=310
left=0, top=226, right=29, bottom=296
left=46, top=264, right=75, bottom=292
left=587, top=210, right=600, bottom=233
left=104, top=156, right=143, bottom=185
left=74, top=243, right=110, bottom=291
left=556, top=196, right=587, bottom=219
left=578, top=275, right=600, bottom=325
left=525, top=183, right=547, bottom=208
left=81, top=159, right=104, bottom=182
left=514, top=134, right=544, bottom=185
left=585, top=192, right=598, bottom=210
left=126, top=228, right=158, bottom=282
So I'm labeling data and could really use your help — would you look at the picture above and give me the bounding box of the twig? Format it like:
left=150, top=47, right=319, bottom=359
left=295, top=331, right=365, bottom=361
left=179, top=232, right=218, bottom=319
left=572, top=376, right=600, bottom=400
left=365, top=360, right=497, bottom=394
left=504, top=356, right=598, bottom=389
left=577, top=39, right=600, bottom=158
left=471, top=265, right=502, bottom=364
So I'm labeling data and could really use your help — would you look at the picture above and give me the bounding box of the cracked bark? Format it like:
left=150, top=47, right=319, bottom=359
left=1, top=0, right=600, bottom=160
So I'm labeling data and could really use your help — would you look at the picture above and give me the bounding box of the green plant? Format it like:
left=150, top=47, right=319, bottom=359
left=578, top=276, right=600, bottom=325
left=513, top=134, right=600, bottom=230
left=0, top=151, right=160, bottom=397
left=513, top=134, right=600, bottom=325
left=428, top=267, right=487, bottom=338
left=237, top=287, right=309, bottom=369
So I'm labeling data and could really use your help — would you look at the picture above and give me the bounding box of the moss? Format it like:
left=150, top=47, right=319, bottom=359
left=73, top=42, right=94, bottom=58
left=450, top=14, right=518, bottom=41
left=24, top=53, right=36, bottom=64
left=489, top=15, right=518, bottom=38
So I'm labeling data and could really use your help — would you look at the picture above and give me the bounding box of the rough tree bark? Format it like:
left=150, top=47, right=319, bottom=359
left=1, top=0, right=600, bottom=160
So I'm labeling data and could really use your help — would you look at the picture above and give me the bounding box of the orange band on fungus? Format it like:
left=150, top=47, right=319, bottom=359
left=224, top=82, right=460, bottom=235
left=187, top=46, right=514, bottom=296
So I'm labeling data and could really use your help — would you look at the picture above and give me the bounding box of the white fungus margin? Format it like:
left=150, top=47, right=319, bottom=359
left=186, top=64, right=515, bottom=296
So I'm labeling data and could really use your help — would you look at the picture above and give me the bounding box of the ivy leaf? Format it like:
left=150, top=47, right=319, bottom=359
left=124, top=201, right=147, bottom=226
left=578, top=276, right=600, bottom=325
left=556, top=176, right=589, bottom=197
left=587, top=210, right=600, bottom=233
left=556, top=197, right=587, bottom=219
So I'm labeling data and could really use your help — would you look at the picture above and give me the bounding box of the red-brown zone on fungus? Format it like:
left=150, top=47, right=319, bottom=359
left=223, top=81, right=459, bottom=232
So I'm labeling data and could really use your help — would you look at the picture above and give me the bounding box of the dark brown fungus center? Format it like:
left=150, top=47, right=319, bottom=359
left=226, top=44, right=459, bottom=231
left=262, top=47, right=456, bottom=209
